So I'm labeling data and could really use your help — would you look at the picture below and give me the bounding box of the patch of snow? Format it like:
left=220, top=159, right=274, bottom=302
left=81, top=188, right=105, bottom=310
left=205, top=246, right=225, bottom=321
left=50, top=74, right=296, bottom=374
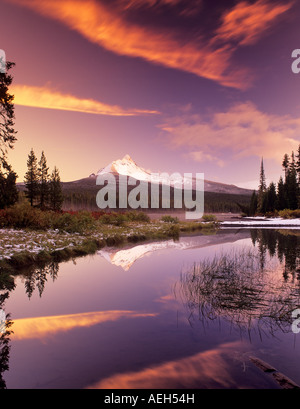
left=221, top=218, right=300, bottom=226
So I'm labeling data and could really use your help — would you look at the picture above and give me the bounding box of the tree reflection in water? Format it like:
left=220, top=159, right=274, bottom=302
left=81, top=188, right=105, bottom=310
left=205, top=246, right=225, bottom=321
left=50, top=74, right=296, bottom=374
left=178, top=229, right=300, bottom=339
left=0, top=261, right=59, bottom=388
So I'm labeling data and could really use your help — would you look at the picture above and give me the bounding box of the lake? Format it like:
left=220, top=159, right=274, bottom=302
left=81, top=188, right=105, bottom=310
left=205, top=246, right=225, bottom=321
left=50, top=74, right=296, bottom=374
left=1, top=228, right=300, bottom=389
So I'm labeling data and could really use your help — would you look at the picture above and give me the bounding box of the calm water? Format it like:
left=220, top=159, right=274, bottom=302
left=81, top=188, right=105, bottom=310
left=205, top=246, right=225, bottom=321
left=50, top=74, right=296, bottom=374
left=1, top=228, right=300, bottom=389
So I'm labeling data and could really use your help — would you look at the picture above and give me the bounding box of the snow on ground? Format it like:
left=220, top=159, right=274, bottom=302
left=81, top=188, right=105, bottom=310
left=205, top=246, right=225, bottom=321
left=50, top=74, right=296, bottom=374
left=221, top=217, right=300, bottom=227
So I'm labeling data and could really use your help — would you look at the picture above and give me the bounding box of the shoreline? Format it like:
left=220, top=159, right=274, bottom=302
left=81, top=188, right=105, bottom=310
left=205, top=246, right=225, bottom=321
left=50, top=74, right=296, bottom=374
left=0, top=219, right=218, bottom=272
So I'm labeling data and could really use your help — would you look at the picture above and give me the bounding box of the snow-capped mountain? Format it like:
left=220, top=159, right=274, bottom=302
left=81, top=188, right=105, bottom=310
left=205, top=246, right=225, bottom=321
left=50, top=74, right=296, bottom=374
left=93, top=154, right=252, bottom=195
left=97, top=154, right=153, bottom=182
left=97, top=154, right=194, bottom=188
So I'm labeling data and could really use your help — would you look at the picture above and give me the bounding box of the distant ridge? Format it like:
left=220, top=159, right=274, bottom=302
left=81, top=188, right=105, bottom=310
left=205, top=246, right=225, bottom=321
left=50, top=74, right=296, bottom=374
left=17, top=154, right=253, bottom=212
left=95, top=154, right=253, bottom=195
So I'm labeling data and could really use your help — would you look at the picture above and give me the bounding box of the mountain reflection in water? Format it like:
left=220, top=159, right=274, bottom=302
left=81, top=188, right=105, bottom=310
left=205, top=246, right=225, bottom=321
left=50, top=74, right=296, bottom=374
left=0, top=228, right=299, bottom=389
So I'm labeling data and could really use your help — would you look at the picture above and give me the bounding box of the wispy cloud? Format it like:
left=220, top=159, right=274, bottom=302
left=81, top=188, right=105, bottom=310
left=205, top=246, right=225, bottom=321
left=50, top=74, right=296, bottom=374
left=11, top=310, right=158, bottom=340
left=11, top=84, right=159, bottom=116
left=160, top=102, right=300, bottom=163
left=10, top=0, right=293, bottom=90
left=87, top=341, right=242, bottom=389
left=115, top=0, right=203, bottom=15
left=188, top=151, right=225, bottom=168
left=213, top=0, right=292, bottom=46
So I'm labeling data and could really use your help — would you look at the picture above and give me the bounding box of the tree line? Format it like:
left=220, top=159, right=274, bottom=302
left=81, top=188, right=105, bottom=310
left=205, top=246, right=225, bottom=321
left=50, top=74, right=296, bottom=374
left=247, top=145, right=300, bottom=216
left=24, top=149, right=63, bottom=211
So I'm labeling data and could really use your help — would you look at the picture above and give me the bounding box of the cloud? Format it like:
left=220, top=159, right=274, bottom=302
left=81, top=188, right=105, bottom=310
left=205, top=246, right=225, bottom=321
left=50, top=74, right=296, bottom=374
left=115, top=0, right=203, bottom=15
left=160, top=102, right=300, bottom=163
left=87, top=341, right=243, bottom=389
left=10, top=0, right=293, bottom=90
left=11, top=310, right=158, bottom=340
left=188, top=151, right=225, bottom=168
left=11, top=84, right=159, bottom=116
left=213, top=0, right=292, bottom=46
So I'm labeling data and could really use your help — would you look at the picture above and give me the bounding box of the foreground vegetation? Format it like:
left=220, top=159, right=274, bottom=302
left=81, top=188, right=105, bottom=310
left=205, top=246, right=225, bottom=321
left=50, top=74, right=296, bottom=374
left=178, top=246, right=300, bottom=337
left=0, top=202, right=219, bottom=270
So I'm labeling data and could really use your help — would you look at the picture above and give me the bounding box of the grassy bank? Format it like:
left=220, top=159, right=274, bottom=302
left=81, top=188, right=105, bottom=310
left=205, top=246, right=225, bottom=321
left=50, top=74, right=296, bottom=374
left=0, top=203, right=219, bottom=270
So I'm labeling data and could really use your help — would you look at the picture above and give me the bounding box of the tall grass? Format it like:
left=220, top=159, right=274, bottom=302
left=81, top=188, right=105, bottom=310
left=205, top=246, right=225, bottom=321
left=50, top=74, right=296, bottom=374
left=177, top=248, right=300, bottom=337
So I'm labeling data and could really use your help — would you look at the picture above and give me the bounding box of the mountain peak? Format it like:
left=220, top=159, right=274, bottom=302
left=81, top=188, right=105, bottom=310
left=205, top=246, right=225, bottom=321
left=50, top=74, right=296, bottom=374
left=97, top=154, right=151, bottom=181
left=122, top=154, right=133, bottom=162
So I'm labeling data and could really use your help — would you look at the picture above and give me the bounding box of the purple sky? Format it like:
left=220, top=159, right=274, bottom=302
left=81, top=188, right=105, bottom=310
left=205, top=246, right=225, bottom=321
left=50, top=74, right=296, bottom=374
left=1, top=0, right=300, bottom=188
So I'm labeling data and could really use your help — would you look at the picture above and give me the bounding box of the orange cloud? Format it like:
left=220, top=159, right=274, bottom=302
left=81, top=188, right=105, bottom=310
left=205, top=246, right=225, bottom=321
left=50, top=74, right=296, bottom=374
left=214, top=0, right=292, bottom=46
left=11, top=310, right=158, bottom=340
left=11, top=84, right=159, bottom=116
left=161, top=102, right=300, bottom=163
left=10, top=0, right=292, bottom=89
left=87, top=341, right=245, bottom=389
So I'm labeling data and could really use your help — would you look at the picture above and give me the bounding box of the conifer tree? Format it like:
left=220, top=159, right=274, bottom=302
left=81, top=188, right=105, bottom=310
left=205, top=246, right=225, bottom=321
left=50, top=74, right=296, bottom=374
left=282, top=154, right=290, bottom=180
left=0, top=61, right=18, bottom=209
left=0, top=61, right=17, bottom=164
left=277, top=176, right=287, bottom=211
left=286, top=151, right=298, bottom=210
left=0, top=158, right=18, bottom=209
left=38, top=151, right=49, bottom=209
left=296, top=144, right=300, bottom=184
left=266, top=182, right=277, bottom=213
left=257, top=158, right=267, bottom=213
left=24, top=148, right=39, bottom=206
left=49, top=166, right=64, bottom=211
left=249, top=191, right=258, bottom=216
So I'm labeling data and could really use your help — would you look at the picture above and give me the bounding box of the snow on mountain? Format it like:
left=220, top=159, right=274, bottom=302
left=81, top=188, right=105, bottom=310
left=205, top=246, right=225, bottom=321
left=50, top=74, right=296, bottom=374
left=97, top=154, right=152, bottom=181
left=95, top=154, right=252, bottom=194
left=97, top=154, right=193, bottom=188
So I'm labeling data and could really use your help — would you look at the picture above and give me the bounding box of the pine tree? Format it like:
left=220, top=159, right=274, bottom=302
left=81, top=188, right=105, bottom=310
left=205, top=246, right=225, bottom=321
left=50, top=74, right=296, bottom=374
left=24, top=148, right=39, bottom=206
left=277, top=176, right=287, bottom=210
left=0, top=61, right=17, bottom=164
left=286, top=151, right=298, bottom=210
left=296, top=144, right=300, bottom=184
left=38, top=151, right=49, bottom=209
left=282, top=154, right=290, bottom=180
left=49, top=166, right=64, bottom=211
left=0, top=158, right=18, bottom=209
left=257, top=158, right=267, bottom=213
left=266, top=182, right=277, bottom=213
left=249, top=191, right=258, bottom=216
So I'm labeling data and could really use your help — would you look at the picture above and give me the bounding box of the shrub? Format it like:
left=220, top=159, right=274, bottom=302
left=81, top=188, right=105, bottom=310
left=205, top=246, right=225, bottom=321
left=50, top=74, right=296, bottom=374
left=279, top=209, right=300, bottom=219
left=167, top=224, right=180, bottom=239
left=126, top=211, right=150, bottom=223
left=0, top=203, right=96, bottom=233
left=127, top=233, right=147, bottom=243
left=202, top=214, right=218, bottom=222
left=0, top=202, right=51, bottom=229
left=161, top=215, right=179, bottom=223
left=52, top=210, right=95, bottom=233
left=105, top=234, right=125, bottom=246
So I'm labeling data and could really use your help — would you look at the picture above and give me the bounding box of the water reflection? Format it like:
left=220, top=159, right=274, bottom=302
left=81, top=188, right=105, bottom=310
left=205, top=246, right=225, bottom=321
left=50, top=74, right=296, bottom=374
left=98, top=229, right=250, bottom=271
left=251, top=229, right=300, bottom=281
left=87, top=341, right=247, bottom=389
left=0, top=228, right=300, bottom=389
left=24, top=261, right=59, bottom=299
left=177, top=229, right=300, bottom=339
left=11, top=310, right=158, bottom=341
left=0, top=261, right=59, bottom=388
left=0, top=271, right=15, bottom=389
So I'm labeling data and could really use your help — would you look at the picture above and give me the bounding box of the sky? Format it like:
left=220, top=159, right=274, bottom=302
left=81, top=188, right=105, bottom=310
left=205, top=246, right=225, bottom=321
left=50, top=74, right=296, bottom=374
left=1, top=0, right=300, bottom=188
